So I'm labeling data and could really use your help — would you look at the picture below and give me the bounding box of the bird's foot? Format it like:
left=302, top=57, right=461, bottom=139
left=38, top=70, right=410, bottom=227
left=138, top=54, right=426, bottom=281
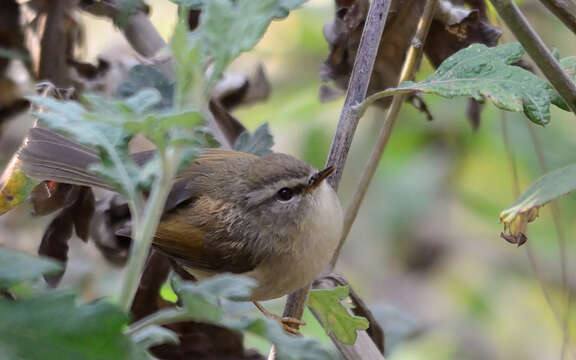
left=275, top=315, right=306, bottom=335
left=253, top=301, right=306, bottom=335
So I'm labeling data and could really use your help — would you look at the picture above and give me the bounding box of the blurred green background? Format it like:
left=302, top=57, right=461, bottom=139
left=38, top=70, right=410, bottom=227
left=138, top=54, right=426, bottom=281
left=2, top=0, right=576, bottom=359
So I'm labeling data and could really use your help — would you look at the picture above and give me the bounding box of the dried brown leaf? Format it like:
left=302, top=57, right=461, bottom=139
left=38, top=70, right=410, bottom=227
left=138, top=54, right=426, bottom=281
left=320, top=0, right=425, bottom=107
left=425, top=0, right=501, bottom=128
left=37, top=186, right=95, bottom=286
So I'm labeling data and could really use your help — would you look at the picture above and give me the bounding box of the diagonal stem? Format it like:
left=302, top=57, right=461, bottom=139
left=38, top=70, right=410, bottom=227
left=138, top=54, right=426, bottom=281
left=330, top=0, right=438, bottom=269
left=490, top=0, right=576, bottom=115
left=282, top=0, right=392, bottom=324
left=539, top=0, right=576, bottom=36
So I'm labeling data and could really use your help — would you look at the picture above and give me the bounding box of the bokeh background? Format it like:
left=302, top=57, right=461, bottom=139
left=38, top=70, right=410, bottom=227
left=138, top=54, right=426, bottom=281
left=2, top=1, right=576, bottom=359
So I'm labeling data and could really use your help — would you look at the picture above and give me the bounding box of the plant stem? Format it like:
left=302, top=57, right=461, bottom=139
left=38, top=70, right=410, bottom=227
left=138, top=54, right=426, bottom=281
left=282, top=0, right=392, bottom=326
left=526, top=122, right=575, bottom=357
left=323, top=0, right=393, bottom=190
left=490, top=0, right=576, bottom=115
left=330, top=0, right=438, bottom=269
left=118, top=152, right=180, bottom=312
left=539, top=0, right=576, bottom=36
left=125, top=308, right=188, bottom=336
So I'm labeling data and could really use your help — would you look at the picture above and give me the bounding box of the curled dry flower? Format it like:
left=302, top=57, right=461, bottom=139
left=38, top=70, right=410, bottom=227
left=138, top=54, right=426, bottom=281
left=500, top=207, right=539, bottom=247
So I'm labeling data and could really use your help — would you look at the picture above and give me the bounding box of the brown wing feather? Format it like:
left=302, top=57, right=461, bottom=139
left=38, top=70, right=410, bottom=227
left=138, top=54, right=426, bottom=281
left=22, top=128, right=261, bottom=273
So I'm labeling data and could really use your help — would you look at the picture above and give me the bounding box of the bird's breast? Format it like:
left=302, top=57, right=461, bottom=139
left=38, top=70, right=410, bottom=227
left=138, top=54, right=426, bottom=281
left=245, top=181, right=343, bottom=300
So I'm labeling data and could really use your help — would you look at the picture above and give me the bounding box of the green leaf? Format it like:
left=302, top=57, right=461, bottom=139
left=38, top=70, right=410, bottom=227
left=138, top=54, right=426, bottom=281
left=224, top=317, right=335, bottom=360
left=308, top=285, right=369, bottom=345
left=549, top=56, right=576, bottom=111
left=27, top=94, right=156, bottom=196
left=199, top=0, right=307, bottom=84
left=173, top=274, right=257, bottom=323
left=500, top=162, right=576, bottom=238
left=0, top=292, right=141, bottom=360
left=233, top=123, right=274, bottom=155
left=169, top=275, right=334, bottom=359
left=380, top=43, right=555, bottom=125
left=171, top=21, right=203, bottom=105
left=117, top=65, right=174, bottom=110
left=130, top=325, right=180, bottom=350
left=0, top=247, right=62, bottom=289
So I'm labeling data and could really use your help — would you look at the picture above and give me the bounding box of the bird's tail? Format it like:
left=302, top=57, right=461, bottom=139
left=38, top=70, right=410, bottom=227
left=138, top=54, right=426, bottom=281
left=18, top=127, right=114, bottom=190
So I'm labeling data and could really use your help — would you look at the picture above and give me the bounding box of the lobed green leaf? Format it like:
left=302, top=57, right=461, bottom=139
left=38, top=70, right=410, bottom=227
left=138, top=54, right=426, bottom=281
left=308, top=285, right=369, bottom=345
left=384, top=43, right=556, bottom=125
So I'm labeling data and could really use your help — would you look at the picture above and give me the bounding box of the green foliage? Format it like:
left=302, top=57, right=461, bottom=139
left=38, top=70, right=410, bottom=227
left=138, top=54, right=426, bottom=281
left=396, top=43, right=555, bottom=125
left=194, top=0, right=307, bottom=85
left=132, top=275, right=335, bottom=360
left=308, top=285, right=369, bottom=345
left=130, top=325, right=180, bottom=349
left=550, top=56, right=576, bottom=110
left=171, top=20, right=203, bottom=105
left=500, top=162, right=576, bottom=228
left=367, top=43, right=573, bottom=126
left=117, top=65, right=174, bottom=109
left=0, top=292, right=142, bottom=360
left=224, top=317, right=335, bottom=360
left=0, top=247, right=61, bottom=290
left=28, top=92, right=160, bottom=196
left=234, top=123, right=275, bottom=155
left=173, top=274, right=257, bottom=323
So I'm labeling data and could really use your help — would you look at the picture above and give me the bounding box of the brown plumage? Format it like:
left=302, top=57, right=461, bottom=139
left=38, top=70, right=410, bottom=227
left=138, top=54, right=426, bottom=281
left=19, top=127, right=343, bottom=302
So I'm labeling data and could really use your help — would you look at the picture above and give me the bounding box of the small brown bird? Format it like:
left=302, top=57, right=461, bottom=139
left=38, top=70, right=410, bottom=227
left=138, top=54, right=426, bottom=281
left=19, top=127, right=343, bottom=333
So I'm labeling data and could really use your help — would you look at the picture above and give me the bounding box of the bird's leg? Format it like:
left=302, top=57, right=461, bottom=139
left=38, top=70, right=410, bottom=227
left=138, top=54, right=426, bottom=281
left=252, top=301, right=306, bottom=335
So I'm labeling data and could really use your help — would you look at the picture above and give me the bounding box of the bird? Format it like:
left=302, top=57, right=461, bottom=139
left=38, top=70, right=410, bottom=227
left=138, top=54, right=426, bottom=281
left=18, top=127, right=343, bottom=333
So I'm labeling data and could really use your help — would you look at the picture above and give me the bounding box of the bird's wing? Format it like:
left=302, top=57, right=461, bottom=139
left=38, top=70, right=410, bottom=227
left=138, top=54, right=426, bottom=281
left=119, top=149, right=262, bottom=274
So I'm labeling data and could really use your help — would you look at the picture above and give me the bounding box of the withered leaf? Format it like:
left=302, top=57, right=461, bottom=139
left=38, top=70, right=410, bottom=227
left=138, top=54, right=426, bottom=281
left=39, top=214, right=73, bottom=287
left=320, top=0, right=425, bottom=107
left=425, top=0, right=501, bottom=128
left=37, top=186, right=95, bottom=286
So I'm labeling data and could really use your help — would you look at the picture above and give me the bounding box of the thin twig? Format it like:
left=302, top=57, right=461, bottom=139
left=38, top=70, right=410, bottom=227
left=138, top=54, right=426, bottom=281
left=490, top=0, right=576, bottom=115
left=282, top=0, right=392, bottom=326
left=323, top=0, right=393, bottom=190
left=539, top=0, right=576, bottom=36
left=330, top=0, right=439, bottom=269
left=526, top=123, right=575, bottom=359
left=501, top=111, right=576, bottom=359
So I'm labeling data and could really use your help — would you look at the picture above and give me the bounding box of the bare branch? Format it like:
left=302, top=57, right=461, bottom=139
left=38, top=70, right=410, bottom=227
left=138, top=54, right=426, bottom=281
left=283, top=0, right=392, bottom=321
left=324, top=0, right=393, bottom=190
left=331, top=0, right=439, bottom=269
left=490, top=0, right=576, bottom=115
left=539, top=0, right=576, bottom=36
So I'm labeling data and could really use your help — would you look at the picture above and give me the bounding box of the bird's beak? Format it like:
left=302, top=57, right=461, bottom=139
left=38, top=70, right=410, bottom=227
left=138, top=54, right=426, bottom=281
left=305, top=166, right=335, bottom=193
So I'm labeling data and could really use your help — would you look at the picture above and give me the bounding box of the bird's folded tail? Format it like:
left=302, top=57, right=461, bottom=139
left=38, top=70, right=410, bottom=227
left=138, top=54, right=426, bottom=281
left=18, top=127, right=114, bottom=190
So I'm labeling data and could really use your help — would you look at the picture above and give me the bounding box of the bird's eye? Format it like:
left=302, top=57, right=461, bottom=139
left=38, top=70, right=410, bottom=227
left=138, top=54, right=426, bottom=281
left=277, top=187, right=294, bottom=201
